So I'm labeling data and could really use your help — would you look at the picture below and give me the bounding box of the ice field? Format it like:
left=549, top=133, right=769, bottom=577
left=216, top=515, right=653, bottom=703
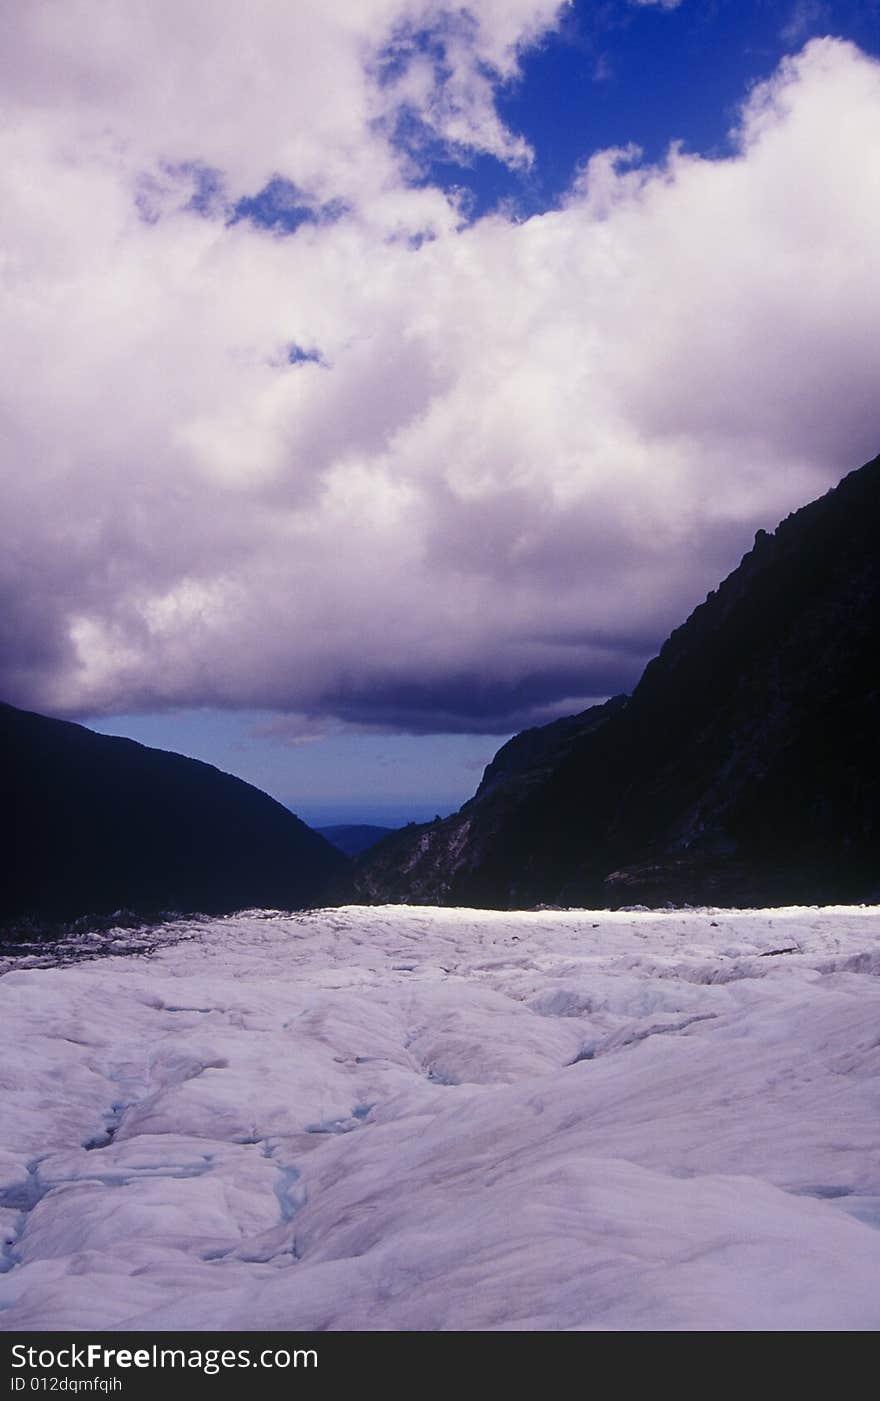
left=1, top=904, right=879, bottom=1331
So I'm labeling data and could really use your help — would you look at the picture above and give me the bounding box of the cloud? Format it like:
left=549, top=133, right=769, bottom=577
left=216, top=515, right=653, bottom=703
left=1, top=10, right=879, bottom=733
left=0, top=1, right=565, bottom=200
left=781, top=2, right=833, bottom=47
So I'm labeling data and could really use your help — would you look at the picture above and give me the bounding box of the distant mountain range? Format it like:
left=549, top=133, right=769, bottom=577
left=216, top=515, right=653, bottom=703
left=357, top=452, right=880, bottom=909
left=2, top=703, right=350, bottom=925
left=316, top=825, right=396, bottom=857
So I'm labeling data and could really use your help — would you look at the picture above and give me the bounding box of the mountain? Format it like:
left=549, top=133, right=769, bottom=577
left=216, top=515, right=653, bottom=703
left=355, top=695, right=626, bottom=905
left=2, top=703, right=350, bottom=925
left=315, top=824, right=397, bottom=857
left=357, top=452, right=880, bottom=908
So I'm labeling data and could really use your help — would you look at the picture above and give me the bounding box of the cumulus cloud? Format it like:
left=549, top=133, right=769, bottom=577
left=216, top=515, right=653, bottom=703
left=1, top=5, right=879, bottom=733
left=781, top=2, right=833, bottom=47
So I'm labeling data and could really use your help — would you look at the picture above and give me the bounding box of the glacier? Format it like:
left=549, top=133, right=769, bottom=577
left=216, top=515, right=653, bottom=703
left=1, top=903, right=879, bottom=1331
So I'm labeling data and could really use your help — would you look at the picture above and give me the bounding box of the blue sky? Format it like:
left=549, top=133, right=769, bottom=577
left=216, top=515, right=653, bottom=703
left=89, top=710, right=502, bottom=828
left=3, top=0, right=880, bottom=825
left=404, top=1, right=880, bottom=216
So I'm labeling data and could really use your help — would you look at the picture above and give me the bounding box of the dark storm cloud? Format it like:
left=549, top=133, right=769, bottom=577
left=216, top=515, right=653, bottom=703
left=312, top=662, right=643, bottom=735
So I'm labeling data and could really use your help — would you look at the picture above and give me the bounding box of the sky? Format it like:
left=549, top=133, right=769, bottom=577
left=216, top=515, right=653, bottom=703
left=2, top=0, right=880, bottom=825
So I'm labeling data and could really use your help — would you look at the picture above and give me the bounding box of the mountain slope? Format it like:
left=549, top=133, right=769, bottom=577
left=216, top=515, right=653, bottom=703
left=316, top=825, right=396, bottom=857
left=355, top=695, right=627, bottom=905
left=2, top=703, right=350, bottom=923
left=357, top=452, right=880, bottom=908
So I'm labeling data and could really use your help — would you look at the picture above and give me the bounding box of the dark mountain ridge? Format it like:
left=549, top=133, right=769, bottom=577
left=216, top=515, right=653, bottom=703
left=355, top=695, right=627, bottom=905
left=316, top=824, right=396, bottom=857
left=2, top=703, right=350, bottom=924
left=357, top=452, right=880, bottom=908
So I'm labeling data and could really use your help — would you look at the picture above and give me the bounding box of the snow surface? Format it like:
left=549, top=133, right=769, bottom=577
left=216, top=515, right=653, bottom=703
left=1, top=904, right=879, bottom=1332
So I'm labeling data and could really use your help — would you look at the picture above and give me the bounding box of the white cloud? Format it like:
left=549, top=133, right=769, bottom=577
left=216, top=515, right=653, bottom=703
left=781, top=1, right=833, bottom=47
left=0, top=1, right=566, bottom=200
left=1, top=10, right=878, bottom=731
